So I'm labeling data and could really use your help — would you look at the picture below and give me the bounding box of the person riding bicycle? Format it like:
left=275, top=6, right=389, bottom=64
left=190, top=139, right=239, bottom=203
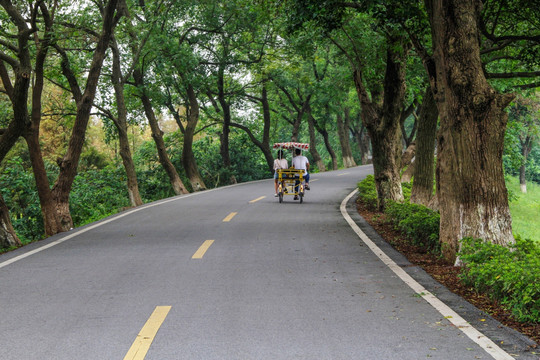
left=291, top=148, right=310, bottom=199
left=273, top=149, right=288, bottom=197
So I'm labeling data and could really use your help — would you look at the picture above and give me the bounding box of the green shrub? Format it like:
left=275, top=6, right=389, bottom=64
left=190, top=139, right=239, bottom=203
left=357, top=175, right=378, bottom=209
left=458, top=236, right=540, bottom=323
left=401, top=181, right=412, bottom=201
left=384, top=200, right=440, bottom=253
left=0, top=157, right=44, bottom=243
left=70, top=167, right=130, bottom=226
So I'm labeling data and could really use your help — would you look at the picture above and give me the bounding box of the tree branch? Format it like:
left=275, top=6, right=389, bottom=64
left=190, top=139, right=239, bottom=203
left=486, top=70, right=540, bottom=79
left=0, top=60, right=14, bottom=100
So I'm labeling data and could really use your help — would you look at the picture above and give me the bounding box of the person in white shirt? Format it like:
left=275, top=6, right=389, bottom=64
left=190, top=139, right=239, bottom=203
left=291, top=148, right=310, bottom=199
left=273, top=149, right=288, bottom=197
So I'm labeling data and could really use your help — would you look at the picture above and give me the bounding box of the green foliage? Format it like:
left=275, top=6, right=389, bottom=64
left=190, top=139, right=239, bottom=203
left=285, top=0, right=346, bottom=34
left=79, top=146, right=110, bottom=170
left=384, top=200, right=440, bottom=253
left=401, top=181, right=412, bottom=201
left=458, top=237, right=540, bottom=323
left=133, top=138, right=182, bottom=199
left=70, top=167, right=131, bottom=226
left=506, top=176, right=540, bottom=242
left=192, top=130, right=269, bottom=188
left=0, top=157, right=44, bottom=243
left=357, top=175, right=378, bottom=209
left=503, top=99, right=540, bottom=185
left=358, top=174, right=540, bottom=324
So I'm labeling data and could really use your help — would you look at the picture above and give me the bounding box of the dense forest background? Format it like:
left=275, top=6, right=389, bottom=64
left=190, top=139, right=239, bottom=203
left=1, top=0, right=539, bottom=262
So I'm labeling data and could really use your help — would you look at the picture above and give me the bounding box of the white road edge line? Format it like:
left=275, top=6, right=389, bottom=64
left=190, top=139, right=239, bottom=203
left=341, top=189, right=514, bottom=360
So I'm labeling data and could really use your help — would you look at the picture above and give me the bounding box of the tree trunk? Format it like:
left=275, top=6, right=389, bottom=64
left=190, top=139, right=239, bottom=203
left=368, top=120, right=404, bottom=210
left=231, top=79, right=276, bottom=175
left=354, top=125, right=371, bottom=165
left=0, top=67, right=30, bottom=164
left=111, top=39, right=143, bottom=207
left=0, top=2, right=35, bottom=164
left=25, top=129, right=62, bottom=235
left=0, top=193, right=20, bottom=248
left=353, top=35, right=407, bottom=210
left=400, top=100, right=418, bottom=148
left=52, top=0, right=123, bottom=231
left=519, top=137, right=531, bottom=193
left=17, top=3, right=63, bottom=236
left=337, top=108, right=357, bottom=168
left=260, top=80, right=274, bottom=173
left=411, top=87, right=438, bottom=208
left=427, top=0, right=515, bottom=263
left=519, top=165, right=527, bottom=193
left=133, top=70, right=189, bottom=195
left=0, top=3, right=44, bottom=243
left=184, top=84, right=207, bottom=191
left=312, top=107, right=338, bottom=170
left=360, top=137, right=371, bottom=164
left=321, top=128, right=338, bottom=170
left=400, top=142, right=416, bottom=183
left=117, top=126, right=143, bottom=205
left=307, top=109, right=325, bottom=172
left=216, top=66, right=236, bottom=184
left=401, top=160, right=415, bottom=183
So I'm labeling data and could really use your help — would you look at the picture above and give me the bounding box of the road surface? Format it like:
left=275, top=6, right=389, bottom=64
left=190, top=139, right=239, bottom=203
left=0, top=166, right=536, bottom=359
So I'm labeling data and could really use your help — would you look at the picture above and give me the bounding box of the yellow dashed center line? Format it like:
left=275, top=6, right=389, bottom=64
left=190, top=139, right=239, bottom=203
left=337, top=173, right=349, bottom=176
left=123, top=306, right=171, bottom=360
left=249, top=196, right=266, bottom=203
left=222, top=212, right=237, bottom=222
left=192, top=240, right=215, bottom=259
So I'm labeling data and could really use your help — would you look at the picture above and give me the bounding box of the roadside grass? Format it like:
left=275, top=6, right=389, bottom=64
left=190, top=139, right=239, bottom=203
left=507, top=176, right=540, bottom=242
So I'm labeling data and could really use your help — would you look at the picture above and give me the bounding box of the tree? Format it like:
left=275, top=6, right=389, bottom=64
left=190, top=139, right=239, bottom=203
left=331, top=16, right=409, bottom=209
left=129, top=0, right=189, bottom=195
left=181, top=84, right=208, bottom=191
left=410, top=86, right=438, bottom=208
left=95, top=32, right=144, bottom=207
left=234, top=77, right=275, bottom=174
left=422, top=0, right=517, bottom=262
left=269, top=41, right=344, bottom=172
left=0, top=193, right=18, bottom=248
left=307, top=50, right=341, bottom=171
left=506, top=96, right=540, bottom=193
left=0, top=0, right=50, bottom=245
left=337, top=107, right=357, bottom=168
left=270, top=55, right=331, bottom=171
left=1, top=0, right=124, bottom=239
left=46, top=0, right=125, bottom=232
left=199, top=0, right=271, bottom=184
left=388, top=0, right=539, bottom=262
left=348, top=109, right=371, bottom=165
left=272, top=71, right=312, bottom=144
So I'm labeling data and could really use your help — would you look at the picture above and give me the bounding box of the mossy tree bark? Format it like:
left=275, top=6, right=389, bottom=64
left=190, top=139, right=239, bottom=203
left=353, top=35, right=408, bottom=210
left=426, top=0, right=515, bottom=263
left=410, top=87, right=438, bottom=208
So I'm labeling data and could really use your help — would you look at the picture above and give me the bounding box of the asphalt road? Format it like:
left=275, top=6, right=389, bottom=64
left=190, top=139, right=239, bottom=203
left=0, top=166, right=536, bottom=360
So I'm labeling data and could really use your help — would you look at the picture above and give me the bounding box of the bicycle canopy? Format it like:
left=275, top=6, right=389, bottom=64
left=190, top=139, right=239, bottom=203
left=272, top=142, right=309, bottom=150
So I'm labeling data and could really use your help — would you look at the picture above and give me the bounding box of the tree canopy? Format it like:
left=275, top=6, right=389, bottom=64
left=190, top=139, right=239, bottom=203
left=0, top=0, right=539, bottom=263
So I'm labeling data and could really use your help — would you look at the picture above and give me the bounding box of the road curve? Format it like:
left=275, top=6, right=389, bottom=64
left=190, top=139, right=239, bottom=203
left=0, top=166, right=535, bottom=359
